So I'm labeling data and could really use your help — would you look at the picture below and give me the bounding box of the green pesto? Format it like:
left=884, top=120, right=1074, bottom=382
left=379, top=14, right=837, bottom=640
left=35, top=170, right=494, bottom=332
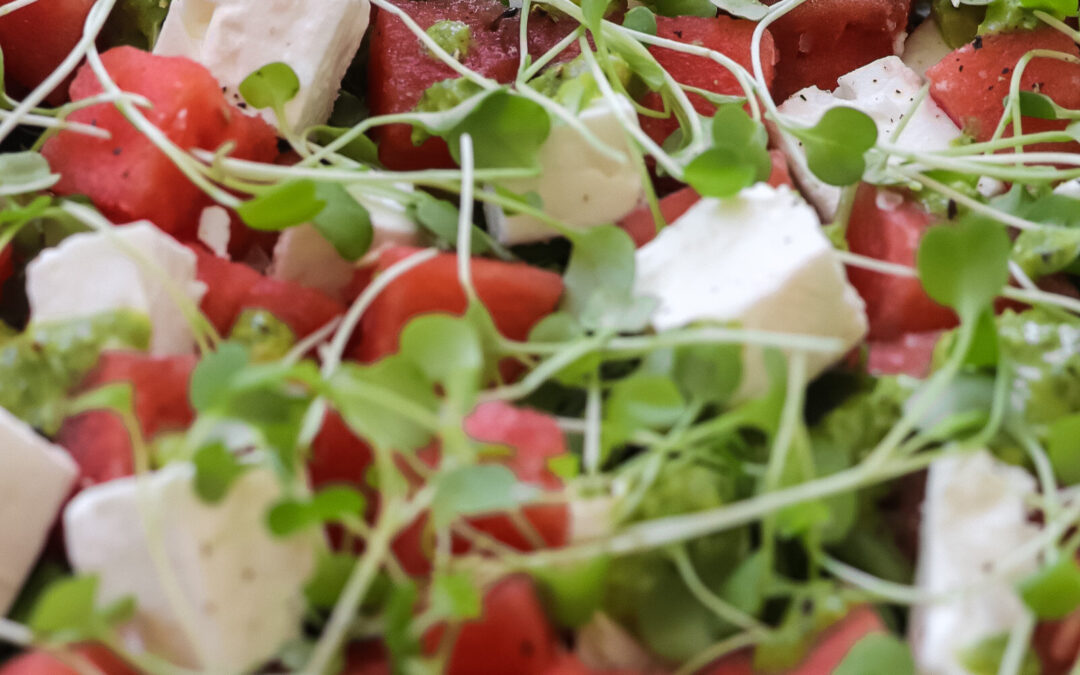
left=0, top=310, right=151, bottom=434
left=1012, top=227, right=1080, bottom=279
left=998, top=309, right=1080, bottom=426
left=425, top=20, right=473, bottom=59
left=228, top=309, right=297, bottom=362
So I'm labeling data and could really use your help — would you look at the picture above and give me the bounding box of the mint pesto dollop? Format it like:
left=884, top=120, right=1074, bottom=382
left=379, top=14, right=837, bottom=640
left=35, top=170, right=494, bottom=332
left=425, top=20, right=472, bottom=59
left=228, top=308, right=297, bottom=362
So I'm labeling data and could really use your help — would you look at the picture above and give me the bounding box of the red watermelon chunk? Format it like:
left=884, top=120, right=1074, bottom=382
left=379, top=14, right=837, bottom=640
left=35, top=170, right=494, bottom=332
left=351, top=246, right=563, bottom=363
left=0, top=644, right=137, bottom=675
left=618, top=149, right=793, bottom=247
left=42, top=47, right=278, bottom=240
left=846, top=184, right=957, bottom=340
left=0, top=0, right=93, bottom=103
left=368, top=0, right=576, bottom=170
left=640, top=15, right=776, bottom=146
left=926, top=28, right=1080, bottom=153
left=58, top=352, right=196, bottom=487
left=193, top=248, right=346, bottom=339
left=764, top=0, right=911, bottom=101
left=425, top=576, right=561, bottom=675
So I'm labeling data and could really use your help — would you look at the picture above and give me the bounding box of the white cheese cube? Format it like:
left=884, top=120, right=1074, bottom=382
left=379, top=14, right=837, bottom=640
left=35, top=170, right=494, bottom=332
left=270, top=186, right=419, bottom=299
left=484, top=95, right=645, bottom=245
left=902, top=17, right=953, bottom=77
left=64, top=464, right=317, bottom=672
left=0, top=407, right=77, bottom=614
left=197, top=206, right=231, bottom=258
left=777, top=56, right=962, bottom=219
left=634, top=184, right=868, bottom=398
left=154, top=0, right=371, bottom=132
left=909, top=450, right=1040, bottom=675
left=26, top=222, right=206, bottom=356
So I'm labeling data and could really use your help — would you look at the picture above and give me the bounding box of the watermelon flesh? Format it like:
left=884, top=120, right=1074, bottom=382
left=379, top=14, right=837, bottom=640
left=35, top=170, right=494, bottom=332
left=639, top=15, right=776, bottom=147
left=927, top=27, right=1080, bottom=153
left=764, top=0, right=912, bottom=101
left=42, top=47, right=278, bottom=240
left=367, top=0, right=576, bottom=170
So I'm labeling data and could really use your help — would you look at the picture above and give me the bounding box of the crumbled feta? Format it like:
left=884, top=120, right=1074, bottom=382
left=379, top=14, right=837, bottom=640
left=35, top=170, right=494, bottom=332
left=197, top=205, right=231, bottom=258
left=902, top=17, right=952, bottom=77
left=634, top=183, right=867, bottom=398
left=483, top=95, right=645, bottom=245
left=26, top=222, right=206, bottom=356
left=909, top=450, right=1040, bottom=675
left=0, top=407, right=77, bottom=614
left=64, top=464, right=317, bottom=672
left=154, top=0, right=371, bottom=132
left=777, top=56, right=962, bottom=219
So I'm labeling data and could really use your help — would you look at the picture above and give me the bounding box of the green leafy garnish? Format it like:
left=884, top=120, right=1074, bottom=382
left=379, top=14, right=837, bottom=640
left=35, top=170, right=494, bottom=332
left=916, top=216, right=1011, bottom=321
left=1018, top=555, right=1080, bottom=619
left=791, top=107, right=878, bottom=187
left=237, top=180, right=326, bottom=230
left=238, top=62, right=301, bottom=111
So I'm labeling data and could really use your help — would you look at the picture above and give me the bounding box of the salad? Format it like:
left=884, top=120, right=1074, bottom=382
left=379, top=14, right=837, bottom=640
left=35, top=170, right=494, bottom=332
left=2, top=0, right=1080, bottom=673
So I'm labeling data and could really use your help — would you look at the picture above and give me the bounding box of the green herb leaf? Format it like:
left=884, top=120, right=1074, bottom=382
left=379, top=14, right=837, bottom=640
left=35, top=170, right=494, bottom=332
left=581, top=0, right=611, bottom=32
left=267, top=486, right=367, bottom=536
left=1017, top=91, right=1062, bottom=120
left=1048, top=413, right=1080, bottom=485
left=328, top=357, right=438, bottom=452
left=238, top=180, right=326, bottom=231
left=430, top=572, right=482, bottom=620
left=603, top=373, right=686, bottom=455
left=66, top=383, right=133, bottom=417
left=28, top=575, right=98, bottom=638
left=399, top=314, right=483, bottom=402
left=532, top=556, right=610, bottom=628
left=622, top=6, right=658, bottom=34
left=916, top=216, right=1011, bottom=320
left=238, top=62, right=301, bottom=110
left=792, top=107, right=878, bottom=186
left=683, top=149, right=757, bottom=198
left=562, top=225, right=656, bottom=332
left=0, top=151, right=57, bottom=195
left=312, top=183, right=373, bottom=261
left=833, top=633, right=915, bottom=675
left=712, top=0, right=769, bottom=19
left=445, top=90, right=552, bottom=169
left=655, top=0, right=716, bottom=16
left=431, top=464, right=533, bottom=529
left=1019, top=555, right=1080, bottom=619
left=192, top=442, right=248, bottom=503
left=190, top=342, right=252, bottom=412
left=305, top=551, right=357, bottom=609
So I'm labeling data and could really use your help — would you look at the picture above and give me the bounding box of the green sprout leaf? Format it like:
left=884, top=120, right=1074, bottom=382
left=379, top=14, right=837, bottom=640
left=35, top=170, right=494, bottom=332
left=622, top=6, right=658, bottom=34
left=602, top=373, right=686, bottom=456
left=833, top=633, right=915, bottom=675
left=238, top=62, right=301, bottom=110
left=430, top=572, right=482, bottom=621
left=1048, top=413, right=1080, bottom=486
left=712, top=0, right=769, bottom=20
left=238, top=180, right=326, bottom=230
left=562, top=225, right=656, bottom=332
left=190, top=342, right=252, bottom=412
left=532, top=556, right=610, bottom=628
left=445, top=90, right=551, bottom=169
left=792, top=107, right=878, bottom=186
left=192, top=442, right=249, bottom=503
left=28, top=575, right=134, bottom=645
left=581, top=0, right=612, bottom=32
left=0, top=151, right=58, bottom=195
left=1019, top=555, right=1080, bottom=619
left=328, top=357, right=438, bottom=453
left=305, top=551, right=357, bottom=609
left=1017, top=91, right=1062, bottom=120
left=399, top=314, right=483, bottom=402
left=916, top=216, right=1011, bottom=321
left=267, top=486, right=367, bottom=536
left=683, top=150, right=756, bottom=198
left=312, top=183, right=373, bottom=261
left=431, top=464, right=534, bottom=529
left=684, top=105, right=770, bottom=197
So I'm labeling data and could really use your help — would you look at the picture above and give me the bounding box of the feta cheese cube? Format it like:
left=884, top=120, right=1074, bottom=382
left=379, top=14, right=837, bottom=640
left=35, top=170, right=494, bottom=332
left=26, top=222, right=206, bottom=356
left=0, top=407, right=77, bottom=614
left=634, top=183, right=867, bottom=398
left=777, top=56, right=962, bottom=219
left=64, top=464, right=317, bottom=672
left=909, top=450, right=1040, bottom=675
left=270, top=186, right=419, bottom=299
left=902, top=17, right=953, bottom=77
left=484, top=95, right=645, bottom=245
left=154, top=0, right=371, bottom=132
